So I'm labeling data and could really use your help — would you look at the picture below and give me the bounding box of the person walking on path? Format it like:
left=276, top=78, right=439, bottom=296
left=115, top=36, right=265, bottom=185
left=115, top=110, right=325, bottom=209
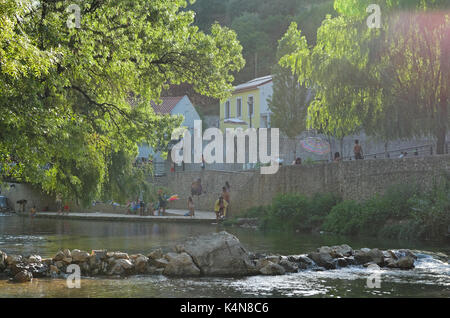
left=186, top=196, right=195, bottom=217
left=354, top=140, right=364, bottom=160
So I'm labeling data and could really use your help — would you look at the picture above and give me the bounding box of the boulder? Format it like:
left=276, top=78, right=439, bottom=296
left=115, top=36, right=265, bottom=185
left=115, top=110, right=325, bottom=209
left=108, top=259, right=134, bottom=275
left=135, top=255, right=149, bottom=274
left=91, top=250, right=107, bottom=260
left=53, top=251, right=65, bottom=262
left=354, top=249, right=384, bottom=265
left=291, top=255, right=315, bottom=270
left=6, top=255, right=22, bottom=266
left=367, top=249, right=384, bottom=266
left=89, top=250, right=107, bottom=269
left=149, top=258, right=169, bottom=269
left=255, top=256, right=281, bottom=270
left=163, top=252, right=201, bottom=277
left=27, top=255, right=42, bottom=264
left=147, top=248, right=163, bottom=260
left=113, top=252, right=129, bottom=260
left=176, top=231, right=257, bottom=276
left=308, top=252, right=336, bottom=270
left=395, top=256, right=415, bottom=270
left=13, top=270, right=32, bottom=283
left=278, top=259, right=298, bottom=273
left=336, top=258, right=350, bottom=268
left=259, top=262, right=285, bottom=275
left=0, top=251, right=6, bottom=271
left=330, top=244, right=353, bottom=257
left=63, top=249, right=71, bottom=258
left=71, top=250, right=90, bottom=263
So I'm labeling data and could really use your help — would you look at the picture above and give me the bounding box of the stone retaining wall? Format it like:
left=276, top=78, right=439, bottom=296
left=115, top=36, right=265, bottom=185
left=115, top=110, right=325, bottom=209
left=159, top=155, right=450, bottom=214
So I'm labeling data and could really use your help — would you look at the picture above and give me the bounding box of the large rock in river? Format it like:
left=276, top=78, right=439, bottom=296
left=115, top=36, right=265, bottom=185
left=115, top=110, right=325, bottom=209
left=163, top=253, right=200, bottom=277
left=176, top=231, right=257, bottom=276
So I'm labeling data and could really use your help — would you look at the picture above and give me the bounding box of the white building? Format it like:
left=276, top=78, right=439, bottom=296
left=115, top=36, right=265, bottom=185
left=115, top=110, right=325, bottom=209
left=138, top=95, right=200, bottom=175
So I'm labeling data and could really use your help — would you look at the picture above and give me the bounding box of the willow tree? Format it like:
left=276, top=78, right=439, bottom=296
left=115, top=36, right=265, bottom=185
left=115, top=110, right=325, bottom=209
left=281, top=0, right=450, bottom=154
left=0, top=0, right=244, bottom=205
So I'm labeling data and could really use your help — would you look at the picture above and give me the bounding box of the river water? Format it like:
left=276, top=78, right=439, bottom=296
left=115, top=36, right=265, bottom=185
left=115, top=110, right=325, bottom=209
left=0, top=215, right=449, bottom=298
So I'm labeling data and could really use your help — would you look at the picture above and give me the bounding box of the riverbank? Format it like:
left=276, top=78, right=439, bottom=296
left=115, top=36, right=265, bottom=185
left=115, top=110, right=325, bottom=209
left=231, top=176, right=450, bottom=241
left=19, top=210, right=216, bottom=224
left=2, top=231, right=447, bottom=283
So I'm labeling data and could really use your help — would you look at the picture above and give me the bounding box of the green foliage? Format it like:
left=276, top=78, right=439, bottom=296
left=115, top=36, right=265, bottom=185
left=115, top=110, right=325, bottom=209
left=0, top=0, right=244, bottom=206
left=281, top=0, right=450, bottom=151
left=269, top=23, right=311, bottom=139
left=187, top=0, right=336, bottom=83
left=322, top=180, right=449, bottom=240
left=246, top=192, right=341, bottom=232
left=241, top=177, right=449, bottom=241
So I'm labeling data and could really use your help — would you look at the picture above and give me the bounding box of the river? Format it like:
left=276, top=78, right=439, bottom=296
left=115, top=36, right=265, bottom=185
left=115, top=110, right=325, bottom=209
left=0, top=215, right=449, bottom=298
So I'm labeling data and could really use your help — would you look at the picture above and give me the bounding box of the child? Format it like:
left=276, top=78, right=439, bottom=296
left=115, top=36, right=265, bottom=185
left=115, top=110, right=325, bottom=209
left=63, top=203, right=70, bottom=215
left=214, top=196, right=228, bottom=221
left=30, top=205, right=36, bottom=218
left=188, top=197, right=195, bottom=217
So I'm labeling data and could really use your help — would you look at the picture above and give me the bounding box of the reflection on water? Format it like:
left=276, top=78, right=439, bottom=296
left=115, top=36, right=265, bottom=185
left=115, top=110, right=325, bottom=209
left=0, top=215, right=449, bottom=298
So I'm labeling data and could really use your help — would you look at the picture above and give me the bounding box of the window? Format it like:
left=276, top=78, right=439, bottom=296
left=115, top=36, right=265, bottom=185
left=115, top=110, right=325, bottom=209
left=225, top=100, right=230, bottom=119
left=248, top=96, right=254, bottom=117
left=236, top=98, right=242, bottom=118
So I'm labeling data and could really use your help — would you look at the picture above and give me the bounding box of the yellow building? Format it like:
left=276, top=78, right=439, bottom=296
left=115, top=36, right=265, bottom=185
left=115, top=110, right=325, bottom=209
left=220, top=75, right=273, bottom=131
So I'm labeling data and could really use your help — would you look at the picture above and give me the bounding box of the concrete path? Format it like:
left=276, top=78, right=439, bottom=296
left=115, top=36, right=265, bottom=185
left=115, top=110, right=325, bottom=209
left=31, top=209, right=217, bottom=224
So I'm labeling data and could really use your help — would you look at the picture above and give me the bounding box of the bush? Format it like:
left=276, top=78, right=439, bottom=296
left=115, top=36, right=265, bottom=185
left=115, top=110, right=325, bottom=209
left=322, top=200, right=362, bottom=235
left=236, top=175, right=450, bottom=241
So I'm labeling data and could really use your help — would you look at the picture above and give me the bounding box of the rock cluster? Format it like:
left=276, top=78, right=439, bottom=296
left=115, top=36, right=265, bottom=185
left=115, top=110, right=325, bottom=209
left=0, top=232, right=433, bottom=283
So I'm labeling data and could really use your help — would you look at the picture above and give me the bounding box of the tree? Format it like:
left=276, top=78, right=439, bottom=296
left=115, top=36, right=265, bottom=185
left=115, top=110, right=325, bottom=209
left=281, top=0, right=450, bottom=154
left=0, top=0, right=244, bottom=205
left=269, top=23, right=311, bottom=158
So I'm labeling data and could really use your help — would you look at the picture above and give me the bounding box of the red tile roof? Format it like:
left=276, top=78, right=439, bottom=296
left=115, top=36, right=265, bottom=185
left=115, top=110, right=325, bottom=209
left=151, top=96, right=184, bottom=114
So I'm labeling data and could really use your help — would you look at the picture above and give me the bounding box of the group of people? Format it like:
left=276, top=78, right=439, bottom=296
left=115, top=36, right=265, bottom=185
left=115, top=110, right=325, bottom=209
left=126, top=189, right=170, bottom=216
left=56, top=194, right=70, bottom=215
left=126, top=199, right=151, bottom=216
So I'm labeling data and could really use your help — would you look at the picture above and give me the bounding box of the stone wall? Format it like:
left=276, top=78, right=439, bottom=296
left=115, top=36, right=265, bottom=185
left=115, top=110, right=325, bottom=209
left=158, top=155, right=450, bottom=214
